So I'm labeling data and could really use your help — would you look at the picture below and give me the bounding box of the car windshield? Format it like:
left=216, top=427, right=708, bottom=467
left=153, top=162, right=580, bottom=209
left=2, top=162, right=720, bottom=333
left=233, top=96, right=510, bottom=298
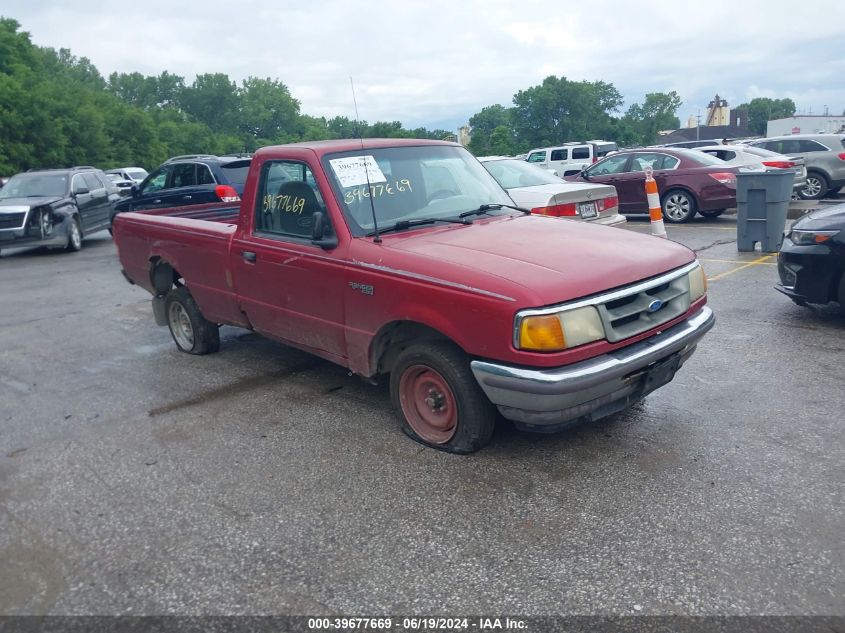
left=323, top=145, right=513, bottom=235
left=482, top=159, right=562, bottom=189
left=0, top=173, right=69, bottom=199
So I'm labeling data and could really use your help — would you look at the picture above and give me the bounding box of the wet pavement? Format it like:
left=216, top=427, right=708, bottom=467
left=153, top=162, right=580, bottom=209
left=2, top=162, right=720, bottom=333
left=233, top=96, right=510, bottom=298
left=0, top=214, right=843, bottom=616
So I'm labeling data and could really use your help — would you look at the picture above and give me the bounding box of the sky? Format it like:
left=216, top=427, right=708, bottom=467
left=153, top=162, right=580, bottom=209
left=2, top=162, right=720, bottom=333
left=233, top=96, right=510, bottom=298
left=4, top=0, right=845, bottom=132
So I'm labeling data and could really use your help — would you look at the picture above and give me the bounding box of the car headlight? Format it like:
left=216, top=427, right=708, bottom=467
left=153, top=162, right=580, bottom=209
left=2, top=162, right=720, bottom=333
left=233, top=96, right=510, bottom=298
left=687, top=262, right=707, bottom=302
left=789, top=229, right=839, bottom=245
left=516, top=306, right=604, bottom=352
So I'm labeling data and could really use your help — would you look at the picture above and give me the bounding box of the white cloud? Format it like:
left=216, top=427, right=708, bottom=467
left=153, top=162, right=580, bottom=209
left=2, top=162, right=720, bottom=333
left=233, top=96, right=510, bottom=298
left=4, top=0, right=844, bottom=129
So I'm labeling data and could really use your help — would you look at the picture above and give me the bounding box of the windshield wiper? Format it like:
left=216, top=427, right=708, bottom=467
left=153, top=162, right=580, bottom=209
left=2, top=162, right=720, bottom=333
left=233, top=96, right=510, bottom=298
left=366, top=217, right=471, bottom=237
left=458, top=203, right=530, bottom=219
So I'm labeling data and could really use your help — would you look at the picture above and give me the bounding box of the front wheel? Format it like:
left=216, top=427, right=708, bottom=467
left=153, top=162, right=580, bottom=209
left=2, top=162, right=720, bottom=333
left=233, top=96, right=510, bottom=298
left=164, top=287, right=220, bottom=354
left=390, top=341, right=496, bottom=453
left=661, top=189, right=697, bottom=223
left=65, top=217, right=82, bottom=252
left=798, top=173, right=829, bottom=200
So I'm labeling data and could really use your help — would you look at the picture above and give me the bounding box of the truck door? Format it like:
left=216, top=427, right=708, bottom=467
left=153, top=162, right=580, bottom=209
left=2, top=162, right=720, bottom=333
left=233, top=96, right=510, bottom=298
left=230, top=159, right=347, bottom=363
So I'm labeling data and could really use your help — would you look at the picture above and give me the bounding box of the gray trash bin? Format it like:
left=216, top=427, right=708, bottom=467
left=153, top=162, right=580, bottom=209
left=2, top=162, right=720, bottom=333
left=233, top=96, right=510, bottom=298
left=736, top=170, right=794, bottom=252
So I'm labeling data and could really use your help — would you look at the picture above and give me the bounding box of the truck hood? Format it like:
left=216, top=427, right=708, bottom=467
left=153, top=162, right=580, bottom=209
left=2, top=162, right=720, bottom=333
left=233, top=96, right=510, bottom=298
left=375, top=215, right=694, bottom=305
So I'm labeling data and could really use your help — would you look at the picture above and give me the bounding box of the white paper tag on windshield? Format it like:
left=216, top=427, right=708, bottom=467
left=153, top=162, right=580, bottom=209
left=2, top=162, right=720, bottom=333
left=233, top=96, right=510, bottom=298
left=329, top=155, right=387, bottom=188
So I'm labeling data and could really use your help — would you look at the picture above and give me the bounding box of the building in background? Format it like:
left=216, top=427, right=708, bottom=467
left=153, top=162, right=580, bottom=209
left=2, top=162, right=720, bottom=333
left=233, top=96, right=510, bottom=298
left=458, top=125, right=471, bottom=146
left=767, top=115, right=845, bottom=137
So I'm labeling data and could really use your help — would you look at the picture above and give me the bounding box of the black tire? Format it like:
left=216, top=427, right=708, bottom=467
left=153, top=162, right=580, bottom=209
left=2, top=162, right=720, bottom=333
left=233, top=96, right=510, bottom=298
left=389, top=341, right=496, bottom=454
left=698, top=208, right=725, bottom=218
left=661, top=189, right=697, bottom=223
left=798, top=172, right=829, bottom=200
left=164, top=287, right=220, bottom=355
left=65, top=216, right=82, bottom=252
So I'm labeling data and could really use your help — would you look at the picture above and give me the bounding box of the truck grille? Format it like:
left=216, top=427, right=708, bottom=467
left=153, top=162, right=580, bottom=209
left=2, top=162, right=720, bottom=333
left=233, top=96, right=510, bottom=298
left=0, top=213, right=26, bottom=230
left=596, top=275, right=691, bottom=342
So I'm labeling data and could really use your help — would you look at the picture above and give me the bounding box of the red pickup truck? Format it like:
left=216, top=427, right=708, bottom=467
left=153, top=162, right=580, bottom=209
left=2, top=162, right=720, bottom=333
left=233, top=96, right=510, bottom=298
left=113, top=139, right=714, bottom=453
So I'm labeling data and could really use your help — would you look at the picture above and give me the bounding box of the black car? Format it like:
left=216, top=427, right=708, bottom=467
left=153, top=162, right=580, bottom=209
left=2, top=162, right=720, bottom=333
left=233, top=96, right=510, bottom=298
left=112, top=155, right=251, bottom=223
left=0, top=167, right=117, bottom=254
left=776, top=204, right=845, bottom=310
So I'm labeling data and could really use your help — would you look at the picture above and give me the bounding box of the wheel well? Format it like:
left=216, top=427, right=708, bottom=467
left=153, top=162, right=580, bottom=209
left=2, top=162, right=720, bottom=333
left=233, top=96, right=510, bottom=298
left=370, top=321, right=456, bottom=376
left=661, top=186, right=697, bottom=204
left=806, top=170, right=830, bottom=184
left=149, top=257, right=182, bottom=295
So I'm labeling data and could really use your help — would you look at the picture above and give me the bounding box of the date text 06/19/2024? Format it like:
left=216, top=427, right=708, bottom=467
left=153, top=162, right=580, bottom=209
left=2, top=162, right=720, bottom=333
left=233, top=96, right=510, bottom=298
left=306, top=617, right=528, bottom=630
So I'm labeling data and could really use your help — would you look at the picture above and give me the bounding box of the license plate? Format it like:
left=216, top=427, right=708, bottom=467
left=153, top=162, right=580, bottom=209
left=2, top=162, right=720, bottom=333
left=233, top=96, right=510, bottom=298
left=642, top=354, right=681, bottom=394
left=578, top=202, right=597, bottom=219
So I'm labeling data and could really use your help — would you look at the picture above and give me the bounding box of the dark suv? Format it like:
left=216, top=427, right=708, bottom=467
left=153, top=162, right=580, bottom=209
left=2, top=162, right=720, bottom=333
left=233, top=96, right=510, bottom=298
left=112, top=155, right=251, bottom=222
left=0, top=167, right=117, bottom=254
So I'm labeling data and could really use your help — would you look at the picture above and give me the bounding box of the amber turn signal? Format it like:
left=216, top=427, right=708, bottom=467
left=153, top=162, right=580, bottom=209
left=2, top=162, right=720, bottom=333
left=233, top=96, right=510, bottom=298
left=518, top=315, right=566, bottom=352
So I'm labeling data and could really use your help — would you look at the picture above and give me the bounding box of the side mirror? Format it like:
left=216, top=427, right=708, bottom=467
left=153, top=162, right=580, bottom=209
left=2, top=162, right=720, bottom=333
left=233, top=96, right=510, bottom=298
left=131, top=184, right=139, bottom=197
left=73, top=186, right=90, bottom=195
left=310, top=211, right=338, bottom=250
left=581, top=170, right=591, bottom=181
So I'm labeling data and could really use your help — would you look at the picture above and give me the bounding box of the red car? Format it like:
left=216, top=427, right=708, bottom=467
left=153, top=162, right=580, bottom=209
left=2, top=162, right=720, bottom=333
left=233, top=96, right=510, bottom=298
left=566, top=148, right=740, bottom=223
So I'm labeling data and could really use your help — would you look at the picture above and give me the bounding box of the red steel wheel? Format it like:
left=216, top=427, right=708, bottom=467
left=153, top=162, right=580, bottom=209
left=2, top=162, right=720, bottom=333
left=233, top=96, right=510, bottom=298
left=398, top=364, right=458, bottom=444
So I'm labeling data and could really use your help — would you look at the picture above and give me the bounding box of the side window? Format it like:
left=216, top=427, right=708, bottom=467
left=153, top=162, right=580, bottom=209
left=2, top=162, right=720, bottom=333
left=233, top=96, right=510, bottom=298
left=629, top=153, right=669, bottom=172
left=71, top=174, right=89, bottom=193
left=142, top=167, right=169, bottom=194
left=82, top=172, right=103, bottom=191
left=526, top=151, right=546, bottom=163
left=588, top=154, right=628, bottom=176
left=796, top=140, right=828, bottom=153
left=255, top=161, right=328, bottom=239
left=550, top=149, right=568, bottom=161
left=170, top=163, right=197, bottom=188
left=721, top=151, right=736, bottom=161
left=196, top=164, right=216, bottom=185
left=571, top=147, right=590, bottom=160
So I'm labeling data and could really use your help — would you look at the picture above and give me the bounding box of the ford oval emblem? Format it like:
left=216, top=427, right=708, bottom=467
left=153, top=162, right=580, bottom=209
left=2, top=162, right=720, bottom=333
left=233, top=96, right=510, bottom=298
left=647, top=299, right=664, bottom=313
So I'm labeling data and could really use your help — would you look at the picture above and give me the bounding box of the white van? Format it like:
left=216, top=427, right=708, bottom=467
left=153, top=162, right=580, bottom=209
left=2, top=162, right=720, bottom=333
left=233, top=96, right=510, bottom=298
left=525, top=141, right=618, bottom=177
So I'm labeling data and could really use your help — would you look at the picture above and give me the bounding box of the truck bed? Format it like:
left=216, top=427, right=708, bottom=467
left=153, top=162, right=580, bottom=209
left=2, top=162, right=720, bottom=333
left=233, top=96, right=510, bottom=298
left=113, top=202, right=248, bottom=327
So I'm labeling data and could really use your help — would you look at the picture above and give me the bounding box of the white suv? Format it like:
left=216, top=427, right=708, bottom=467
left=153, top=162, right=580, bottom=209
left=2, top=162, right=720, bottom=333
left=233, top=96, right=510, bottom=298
left=525, top=141, right=618, bottom=177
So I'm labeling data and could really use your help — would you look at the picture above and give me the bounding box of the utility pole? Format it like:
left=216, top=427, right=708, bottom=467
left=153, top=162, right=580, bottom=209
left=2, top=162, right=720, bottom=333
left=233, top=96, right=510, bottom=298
left=696, top=109, right=701, bottom=141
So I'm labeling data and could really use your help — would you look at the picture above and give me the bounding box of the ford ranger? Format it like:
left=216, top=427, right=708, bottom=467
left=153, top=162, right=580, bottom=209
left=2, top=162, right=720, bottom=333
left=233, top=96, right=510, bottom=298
left=113, top=139, right=714, bottom=453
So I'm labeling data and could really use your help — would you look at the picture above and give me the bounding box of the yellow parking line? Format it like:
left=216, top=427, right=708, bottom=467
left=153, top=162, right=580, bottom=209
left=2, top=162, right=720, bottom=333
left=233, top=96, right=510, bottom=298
left=699, top=257, right=777, bottom=266
left=707, top=255, right=776, bottom=281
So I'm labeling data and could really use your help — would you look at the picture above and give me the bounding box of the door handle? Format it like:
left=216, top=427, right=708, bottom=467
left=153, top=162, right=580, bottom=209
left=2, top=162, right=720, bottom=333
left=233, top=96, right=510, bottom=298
left=242, top=251, right=257, bottom=263
left=153, top=199, right=162, bottom=204
left=182, top=195, right=192, bottom=200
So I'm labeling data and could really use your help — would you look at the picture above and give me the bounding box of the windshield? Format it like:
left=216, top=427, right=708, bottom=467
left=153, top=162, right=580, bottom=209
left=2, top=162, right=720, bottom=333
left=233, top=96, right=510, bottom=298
left=482, top=159, right=562, bottom=189
left=323, top=145, right=513, bottom=235
left=220, top=160, right=251, bottom=185
left=0, top=173, right=69, bottom=199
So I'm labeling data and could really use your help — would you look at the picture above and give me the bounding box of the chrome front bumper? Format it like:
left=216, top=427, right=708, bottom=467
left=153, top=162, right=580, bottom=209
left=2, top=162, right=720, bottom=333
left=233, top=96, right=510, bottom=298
left=470, top=306, right=715, bottom=431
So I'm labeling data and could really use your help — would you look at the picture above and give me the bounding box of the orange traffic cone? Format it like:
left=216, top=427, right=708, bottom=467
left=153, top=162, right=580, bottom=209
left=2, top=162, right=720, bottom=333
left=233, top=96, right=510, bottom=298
left=645, top=167, right=667, bottom=238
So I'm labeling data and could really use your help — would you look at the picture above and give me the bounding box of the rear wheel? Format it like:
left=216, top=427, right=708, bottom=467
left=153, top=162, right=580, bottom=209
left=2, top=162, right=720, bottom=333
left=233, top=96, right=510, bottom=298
left=164, top=287, right=220, bottom=354
left=390, top=341, right=495, bottom=453
left=65, top=217, right=82, bottom=252
left=798, top=173, right=829, bottom=200
left=662, top=189, right=697, bottom=223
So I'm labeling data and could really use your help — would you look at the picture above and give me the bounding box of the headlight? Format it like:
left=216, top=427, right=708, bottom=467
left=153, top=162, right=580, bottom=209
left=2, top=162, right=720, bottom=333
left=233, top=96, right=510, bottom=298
left=687, top=263, right=707, bottom=302
left=789, top=229, right=839, bottom=245
left=516, top=306, right=604, bottom=352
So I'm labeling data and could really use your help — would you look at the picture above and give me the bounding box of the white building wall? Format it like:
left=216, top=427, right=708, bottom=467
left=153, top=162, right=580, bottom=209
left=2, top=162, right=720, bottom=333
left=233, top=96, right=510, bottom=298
left=767, top=116, right=845, bottom=136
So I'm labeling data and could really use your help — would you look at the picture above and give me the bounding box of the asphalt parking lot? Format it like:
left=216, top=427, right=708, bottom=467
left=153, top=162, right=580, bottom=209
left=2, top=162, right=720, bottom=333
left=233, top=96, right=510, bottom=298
left=1, top=212, right=843, bottom=617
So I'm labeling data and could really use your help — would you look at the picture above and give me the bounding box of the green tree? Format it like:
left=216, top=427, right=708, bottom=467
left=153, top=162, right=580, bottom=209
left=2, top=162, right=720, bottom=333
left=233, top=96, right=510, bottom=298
left=179, top=73, right=240, bottom=132
left=467, top=104, right=512, bottom=155
left=239, top=76, right=300, bottom=144
left=736, top=97, right=796, bottom=135
left=621, top=91, right=682, bottom=145
left=511, top=76, right=623, bottom=148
